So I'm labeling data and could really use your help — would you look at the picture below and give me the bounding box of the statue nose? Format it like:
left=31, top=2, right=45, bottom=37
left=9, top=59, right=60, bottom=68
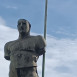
left=20, top=23, right=23, bottom=28
left=20, top=24, right=24, bottom=30
left=20, top=23, right=22, bottom=26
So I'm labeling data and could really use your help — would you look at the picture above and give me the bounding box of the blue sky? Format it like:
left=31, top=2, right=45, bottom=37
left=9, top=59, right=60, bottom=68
left=0, top=0, right=77, bottom=77
left=0, top=0, right=77, bottom=38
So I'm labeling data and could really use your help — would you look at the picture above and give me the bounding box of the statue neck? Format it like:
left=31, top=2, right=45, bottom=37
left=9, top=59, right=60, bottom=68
left=19, top=32, right=30, bottom=39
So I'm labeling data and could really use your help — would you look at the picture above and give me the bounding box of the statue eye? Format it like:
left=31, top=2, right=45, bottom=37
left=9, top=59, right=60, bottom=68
left=23, top=23, right=26, bottom=25
left=18, top=23, right=21, bottom=25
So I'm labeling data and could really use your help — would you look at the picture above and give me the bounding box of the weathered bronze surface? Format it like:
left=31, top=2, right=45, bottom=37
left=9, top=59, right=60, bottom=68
left=4, top=19, right=46, bottom=77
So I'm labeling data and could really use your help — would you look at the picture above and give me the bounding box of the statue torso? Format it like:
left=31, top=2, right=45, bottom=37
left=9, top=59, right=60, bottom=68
left=8, top=36, right=39, bottom=68
left=5, top=35, right=46, bottom=68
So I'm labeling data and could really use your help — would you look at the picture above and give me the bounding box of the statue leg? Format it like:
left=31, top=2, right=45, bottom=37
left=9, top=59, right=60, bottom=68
left=16, top=68, right=21, bottom=77
left=18, top=67, right=38, bottom=77
left=9, top=63, right=18, bottom=77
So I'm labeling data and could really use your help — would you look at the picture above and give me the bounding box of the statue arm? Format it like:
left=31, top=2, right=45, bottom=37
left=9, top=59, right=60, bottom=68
left=36, top=35, right=46, bottom=56
left=36, top=48, right=46, bottom=56
left=4, top=43, right=10, bottom=60
left=4, top=56, right=10, bottom=60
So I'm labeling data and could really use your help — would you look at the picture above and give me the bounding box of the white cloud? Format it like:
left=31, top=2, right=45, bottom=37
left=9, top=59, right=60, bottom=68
left=0, top=17, right=6, bottom=25
left=6, top=5, right=18, bottom=10
left=44, top=36, right=77, bottom=77
left=0, top=25, right=77, bottom=77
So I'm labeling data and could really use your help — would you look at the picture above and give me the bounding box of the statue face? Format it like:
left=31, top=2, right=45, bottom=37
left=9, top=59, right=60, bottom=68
left=17, top=19, right=30, bottom=34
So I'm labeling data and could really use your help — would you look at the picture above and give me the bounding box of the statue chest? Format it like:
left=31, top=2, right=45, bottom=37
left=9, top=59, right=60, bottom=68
left=9, top=39, right=36, bottom=53
left=8, top=38, right=38, bottom=68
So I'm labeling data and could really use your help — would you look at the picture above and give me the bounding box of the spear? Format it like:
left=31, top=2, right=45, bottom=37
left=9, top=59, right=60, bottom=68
left=42, top=0, right=48, bottom=77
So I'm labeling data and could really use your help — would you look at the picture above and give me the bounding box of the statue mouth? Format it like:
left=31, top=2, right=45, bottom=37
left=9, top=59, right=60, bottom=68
left=20, top=28, right=25, bottom=32
left=20, top=31, right=26, bottom=35
left=20, top=30, right=25, bottom=33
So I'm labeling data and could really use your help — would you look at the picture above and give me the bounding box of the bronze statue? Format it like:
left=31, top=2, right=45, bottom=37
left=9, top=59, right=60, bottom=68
left=4, top=19, right=46, bottom=77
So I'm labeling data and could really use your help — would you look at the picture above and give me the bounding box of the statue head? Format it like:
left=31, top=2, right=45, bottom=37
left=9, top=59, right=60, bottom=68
left=17, top=19, right=31, bottom=36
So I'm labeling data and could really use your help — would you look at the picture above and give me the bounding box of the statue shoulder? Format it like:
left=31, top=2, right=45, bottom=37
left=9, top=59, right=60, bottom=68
left=37, top=35, right=46, bottom=43
left=30, top=35, right=44, bottom=41
left=5, top=41, right=12, bottom=48
left=36, top=35, right=44, bottom=40
left=35, top=35, right=46, bottom=47
left=4, top=40, right=17, bottom=60
left=28, top=35, right=46, bottom=46
left=4, top=40, right=17, bottom=49
left=31, top=35, right=44, bottom=40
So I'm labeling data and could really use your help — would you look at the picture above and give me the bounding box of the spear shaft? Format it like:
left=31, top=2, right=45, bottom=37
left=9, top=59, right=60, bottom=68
left=42, top=0, right=48, bottom=77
